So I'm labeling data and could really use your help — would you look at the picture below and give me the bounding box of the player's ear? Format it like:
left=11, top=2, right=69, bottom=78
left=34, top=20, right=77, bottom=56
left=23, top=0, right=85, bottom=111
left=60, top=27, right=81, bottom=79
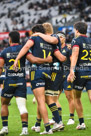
left=9, top=37, right=12, bottom=45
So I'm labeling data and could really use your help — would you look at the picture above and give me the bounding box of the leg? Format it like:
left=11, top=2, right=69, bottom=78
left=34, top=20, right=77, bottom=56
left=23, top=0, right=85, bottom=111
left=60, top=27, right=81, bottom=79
left=65, top=89, right=75, bottom=125
left=73, top=89, right=83, bottom=118
left=0, top=97, right=11, bottom=134
left=46, top=94, right=64, bottom=132
left=33, top=87, right=51, bottom=133
left=56, top=91, right=62, bottom=122
left=65, top=90, right=75, bottom=115
left=73, top=89, right=86, bottom=129
left=46, top=95, right=61, bottom=123
left=16, top=97, right=28, bottom=135
left=87, top=90, right=91, bottom=103
left=31, top=104, right=41, bottom=132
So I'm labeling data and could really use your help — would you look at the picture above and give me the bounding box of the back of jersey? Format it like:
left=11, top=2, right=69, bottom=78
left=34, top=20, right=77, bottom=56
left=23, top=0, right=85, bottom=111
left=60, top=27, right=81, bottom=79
left=72, top=36, right=91, bottom=72
left=0, top=45, right=26, bottom=78
left=30, top=36, right=55, bottom=67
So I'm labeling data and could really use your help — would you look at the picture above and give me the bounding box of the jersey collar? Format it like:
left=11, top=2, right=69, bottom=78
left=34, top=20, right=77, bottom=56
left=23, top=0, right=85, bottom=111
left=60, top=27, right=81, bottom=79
left=11, top=44, right=19, bottom=46
left=80, top=35, right=87, bottom=37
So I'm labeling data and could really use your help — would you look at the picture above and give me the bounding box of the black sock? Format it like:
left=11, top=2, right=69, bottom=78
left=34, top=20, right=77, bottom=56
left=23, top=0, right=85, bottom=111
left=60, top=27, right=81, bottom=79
left=79, top=118, right=84, bottom=125
left=48, top=103, right=61, bottom=123
left=35, top=118, right=41, bottom=127
left=70, top=113, right=74, bottom=120
left=58, top=107, right=62, bottom=121
left=22, top=121, right=28, bottom=128
left=2, top=116, right=8, bottom=127
left=44, top=123, right=51, bottom=132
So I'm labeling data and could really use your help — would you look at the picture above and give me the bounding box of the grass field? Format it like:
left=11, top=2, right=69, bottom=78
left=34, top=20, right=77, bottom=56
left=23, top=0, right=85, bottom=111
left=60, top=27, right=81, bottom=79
left=0, top=92, right=91, bottom=136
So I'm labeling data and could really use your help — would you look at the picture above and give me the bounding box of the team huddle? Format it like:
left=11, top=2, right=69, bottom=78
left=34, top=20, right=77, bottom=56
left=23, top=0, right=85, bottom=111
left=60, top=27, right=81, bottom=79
left=0, top=21, right=91, bottom=135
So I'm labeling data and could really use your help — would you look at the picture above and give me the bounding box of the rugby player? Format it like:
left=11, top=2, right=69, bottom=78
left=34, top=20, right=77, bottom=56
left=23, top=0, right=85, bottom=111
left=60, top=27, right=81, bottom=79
left=0, top=31, right=52, bottom=135
left=31, top=23, right=66, bottom=132
left=14, top=24, right=56, bottom=135
left=68, top=21, right=91, bottom=129
left=56, top=31, right=75, bottom=125
left=14, top=24, right=66, bottom=134
left=0, top=31, right=29, bottom=135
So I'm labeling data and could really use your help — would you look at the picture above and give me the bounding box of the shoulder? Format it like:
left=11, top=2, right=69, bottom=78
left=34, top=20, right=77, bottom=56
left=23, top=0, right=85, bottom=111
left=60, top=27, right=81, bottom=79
left=29, top=36, right=41, bottom=43
left=71, top=37, right=81, bottom=48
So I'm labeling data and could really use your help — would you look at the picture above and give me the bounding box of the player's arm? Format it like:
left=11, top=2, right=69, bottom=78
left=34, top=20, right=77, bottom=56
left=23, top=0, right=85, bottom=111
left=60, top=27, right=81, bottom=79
left=67, top=46, right=79, bottom=82
left=16, top=40, right=34, bottom=60
left=26, top=53, right=52, bottom=64
left=70, top=47, right=79, bottom=70
left=14, top=40, right=34, bottom=68
left=54, top=50, right=66, bottom=62
left=32, top=33, right=58, bottom=44
left=0, top=58, right=5, bottom=75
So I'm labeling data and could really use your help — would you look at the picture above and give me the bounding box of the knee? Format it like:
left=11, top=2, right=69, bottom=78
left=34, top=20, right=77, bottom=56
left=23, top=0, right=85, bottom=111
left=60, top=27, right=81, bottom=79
left=66, top=94, right=73, bottom=102
left=16, top=97, right=28, bottom=115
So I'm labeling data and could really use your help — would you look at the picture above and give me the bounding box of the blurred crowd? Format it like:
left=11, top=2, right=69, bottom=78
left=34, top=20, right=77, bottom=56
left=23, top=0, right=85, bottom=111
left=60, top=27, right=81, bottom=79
left=0, top=0, right=90, bottom=32
left=0, top=0, right=90, bottom=50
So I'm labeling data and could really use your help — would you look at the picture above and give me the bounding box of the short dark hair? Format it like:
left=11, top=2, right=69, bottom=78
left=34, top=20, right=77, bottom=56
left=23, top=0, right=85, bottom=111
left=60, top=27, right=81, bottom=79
left=9, top=31, right=20, bottom=43
left=25, top=31, right=30, bottom=37
left=74, top=21, right=87, bottom=34
left=32, top=24, right=45, bottom=34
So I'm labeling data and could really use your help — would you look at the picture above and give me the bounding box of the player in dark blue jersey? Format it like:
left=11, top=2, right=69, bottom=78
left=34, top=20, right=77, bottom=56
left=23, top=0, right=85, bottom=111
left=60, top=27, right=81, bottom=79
left=0, top=68, right=6, bottom=95
left=68, top=21, right=91, bottom=130
left=14, top=24, right=55, bottom=135
left=0, top=31, right=30, bottom=135
left=31, top=23, right=66, bottom=132
left=14, top=24, right=66, bottom=134
left=0, top=31, right=52, bottom=136
left=56, top=31, right=75, bottom=125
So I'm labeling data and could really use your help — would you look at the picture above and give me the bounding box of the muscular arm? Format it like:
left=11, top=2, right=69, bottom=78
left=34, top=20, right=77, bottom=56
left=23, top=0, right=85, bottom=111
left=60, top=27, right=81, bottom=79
left=70, top=47, right=79, bottom=71
left=54, top=50, right=66, bottom=62
left=0, top=59, right=5, bottom=75
left=26, top=54, right=52, bottom=64
left=14, top=40, right=34, bottom=69
left=17, top=40, right=34, bottom=61
left=32, top=33, right=58, bottom=44
left=67, top=47, right=79, bottom=82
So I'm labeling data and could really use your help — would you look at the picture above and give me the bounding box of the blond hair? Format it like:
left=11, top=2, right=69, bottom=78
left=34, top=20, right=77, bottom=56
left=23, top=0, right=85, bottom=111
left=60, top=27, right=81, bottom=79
left=43, top=22, right=53, bottom=34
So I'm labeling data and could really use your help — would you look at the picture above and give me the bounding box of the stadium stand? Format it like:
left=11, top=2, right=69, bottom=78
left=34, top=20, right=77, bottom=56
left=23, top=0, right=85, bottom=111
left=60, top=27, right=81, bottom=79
left=0, top=0, right=91, bottom=49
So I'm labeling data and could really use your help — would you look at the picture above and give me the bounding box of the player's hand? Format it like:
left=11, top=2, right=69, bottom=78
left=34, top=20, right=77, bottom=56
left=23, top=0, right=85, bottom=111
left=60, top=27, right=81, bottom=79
left=67, top=69, right=75, bottom=82
left=45, top=56, right=53, bottom=63
left=32, top=32, right=41, bottom=37
left=67, top=44, right=72, bottom=49
left=13, top=59, right=18, bottom=72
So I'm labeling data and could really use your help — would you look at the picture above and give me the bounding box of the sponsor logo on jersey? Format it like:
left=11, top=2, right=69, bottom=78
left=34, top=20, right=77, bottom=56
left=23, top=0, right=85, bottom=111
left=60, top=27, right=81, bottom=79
left=8, top=73, right=24, bottom=77
left=7, top=53, right=10, bottom=58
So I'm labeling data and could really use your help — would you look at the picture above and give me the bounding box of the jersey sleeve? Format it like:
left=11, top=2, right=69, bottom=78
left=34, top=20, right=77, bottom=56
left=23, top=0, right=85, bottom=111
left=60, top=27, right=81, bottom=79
left=71, top=38, right=80, bottom=48
left=51, top=34, right=61, bottom=52
left=29, top=36, right=35, bottom=43
left=26, top=48, right=32, bottom=56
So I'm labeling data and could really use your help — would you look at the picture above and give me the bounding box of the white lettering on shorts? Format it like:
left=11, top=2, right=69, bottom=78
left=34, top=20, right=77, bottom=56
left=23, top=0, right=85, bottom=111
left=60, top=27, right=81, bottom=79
left=36, top=82, right=45, bottom=87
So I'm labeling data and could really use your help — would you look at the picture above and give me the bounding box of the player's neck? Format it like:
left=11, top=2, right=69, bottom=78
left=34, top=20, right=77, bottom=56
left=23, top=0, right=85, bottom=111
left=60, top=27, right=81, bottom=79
left=46, top=33, right=52, bottom=35
left=61, top=43, right=65, bottom=48
left=10, top=43, right=19, bottom=46
left=77, top=33, right=86, bottom=37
